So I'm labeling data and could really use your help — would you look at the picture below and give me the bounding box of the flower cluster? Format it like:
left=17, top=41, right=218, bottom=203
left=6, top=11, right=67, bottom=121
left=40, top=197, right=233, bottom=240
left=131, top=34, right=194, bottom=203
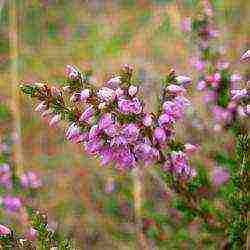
left=20, top=65, right=197, bottom=179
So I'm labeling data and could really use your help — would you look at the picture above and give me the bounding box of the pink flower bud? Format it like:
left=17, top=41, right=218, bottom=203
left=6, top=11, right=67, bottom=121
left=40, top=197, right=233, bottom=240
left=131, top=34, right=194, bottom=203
left=176, top=75, right=192, bottom=86
left=240, top=50, right=250, bottom=62
left=107, top=76, right=121, bottom=87
left=128, top=85, right=138, bottom=97
left=0, top=224, right=11, bottom=235
left=211, top=167, right=230, bottom=187
left=246, top=105, right=250, bottom=115
left=97, top=87, right=116, bottom=102
left=237, top=106, right=247, bottom=117
left=80, top=89, right=91, bottom=101
left=166, top=84, right=186, bottom=95
left=49, top=114, right=61, bottom=127
left=230, top=73, right=242, bottom=82
left=65, top=65, right=78, bottom=80
left=197, top=80, right=207, bottom=91
left=180, top=18, right=191, bottom=33
left=35, top=101, right=47, bottom=112
left=143, top=113, right=153, bottom=127
left=184, top=143, right=198, bottom=155
left=115, top=88, right=124, bottom=98
left=51, top=86, right=60, bottom=97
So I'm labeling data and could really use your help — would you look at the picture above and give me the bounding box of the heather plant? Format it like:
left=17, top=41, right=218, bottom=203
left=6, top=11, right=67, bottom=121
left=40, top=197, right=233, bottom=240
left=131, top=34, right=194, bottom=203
left=17, top=1, right=250, bottom=250
left=20, top=64, right=198, bottom=249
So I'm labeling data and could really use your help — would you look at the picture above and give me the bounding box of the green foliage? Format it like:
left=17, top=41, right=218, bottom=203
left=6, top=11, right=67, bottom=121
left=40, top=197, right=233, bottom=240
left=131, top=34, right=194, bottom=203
left=217, top=69, right=230, bottom=108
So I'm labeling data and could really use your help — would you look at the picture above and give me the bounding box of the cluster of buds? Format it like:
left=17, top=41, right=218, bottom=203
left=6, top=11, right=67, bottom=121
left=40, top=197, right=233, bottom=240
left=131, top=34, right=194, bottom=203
left=20, top=65, right=197, bottom=180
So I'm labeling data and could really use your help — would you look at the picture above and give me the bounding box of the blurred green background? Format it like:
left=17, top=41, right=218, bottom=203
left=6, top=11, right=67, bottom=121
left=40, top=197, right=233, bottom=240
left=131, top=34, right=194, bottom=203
left=0, top=0, right=250, bottom=249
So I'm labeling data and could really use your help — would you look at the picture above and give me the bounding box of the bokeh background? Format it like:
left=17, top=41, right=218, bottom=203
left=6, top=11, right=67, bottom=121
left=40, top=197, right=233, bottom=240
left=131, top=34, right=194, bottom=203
left=0, top=0, right=250, bottom=249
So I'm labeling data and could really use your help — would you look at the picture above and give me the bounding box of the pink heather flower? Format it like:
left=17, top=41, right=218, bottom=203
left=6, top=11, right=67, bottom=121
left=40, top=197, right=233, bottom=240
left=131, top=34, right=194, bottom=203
left=190, top=58, right=205, bottom=71
left=184, top=143, right=198, bottom=155
left=153, top=127, right=167, bottom=145
left=0, top=224, right=11, bottom=235
left=115, top=147, right=135, bottom=169
left=176, top=75, right=192, bottom=86
left=65, top=123, right=80, bottom=141
left=212, top=106, right=232, bottom=123
left=51, top=86, right=60, bottom=97
left=237, top=106, right=247, bottom=117
left=166, top=84, right=186, bottom=95
left=143, top=113, right=153, bottom=127
left=41, top=109, right=53, bottom=118
left=202, top=0, right=213, bottom=17
left=84, top=139, right=103, bottom=155
left=227, top=101, right=237, bottom=112
left=97, top=87, right=116, bottom=102
left=20, top=172, right=42, bottom=189
left=79, top=105, right=94, bottom=122
left=134, top=143, right=159, bottom=166
left=26, top=228, right=37, bottom=241
left=122, top=123, right=140, bottom=142
left=240, top=49, right=250, bottom=62
left=98, top=113, right=113, bottom=130
left=104, top=123, right=119, bottom=137
left=99, top=148, right=114, bottom=166
left=118, top=99, right=131, bottom=114
left=211, top=167, right=230, bottom=187
left=197, top=80, right=207, bottom=91
left=80, top=89, right=91, bottom=101
left=0, top=163, right=10, bottom=173
left=164, top=151, right=196, bottom=179
left=107, top=76, right=121, bottom=88
left=174, top=96, right=191, bottom=109
left=180, top=17, right=191, bottom=33
left=49, top=114, right=61, bottom=127
left=2, top=196, right=22, bottom=213
left=158, top=113, right=173, bottom=126
left=246, top=105, right=250, bottom=115
left=115, top=87, right=124, bottom=98
left=130, top=98, right=143, bottom=114
left=35, top=101, right=47, bottom=112
left=214, top=73, right=221, bottom=82
left=110, top=135, right=128, bottom=147
left=0, top=169, right=12, bottom=189
left=217, top=61, right=230, bottom=70
left=88, top=125, right=101, bottom=140
left=122, top=64, right=133, bottom=74
left=118, top=98, right=142, bottom=115
left=128, top=85, right=138, bottom=97
left=65, top=65, right=78, bottom=80
left=231, top=89, right=248, bottom=101
left=230, top=73, right=242, bottom=82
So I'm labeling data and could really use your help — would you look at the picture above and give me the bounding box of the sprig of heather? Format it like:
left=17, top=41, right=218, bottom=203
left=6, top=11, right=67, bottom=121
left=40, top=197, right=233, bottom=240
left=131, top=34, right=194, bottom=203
left=0, top=210, right=74, bottom=249
left=20, top=65, right=196, bottom=179
left=20, top=64, right=197, bottom=248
